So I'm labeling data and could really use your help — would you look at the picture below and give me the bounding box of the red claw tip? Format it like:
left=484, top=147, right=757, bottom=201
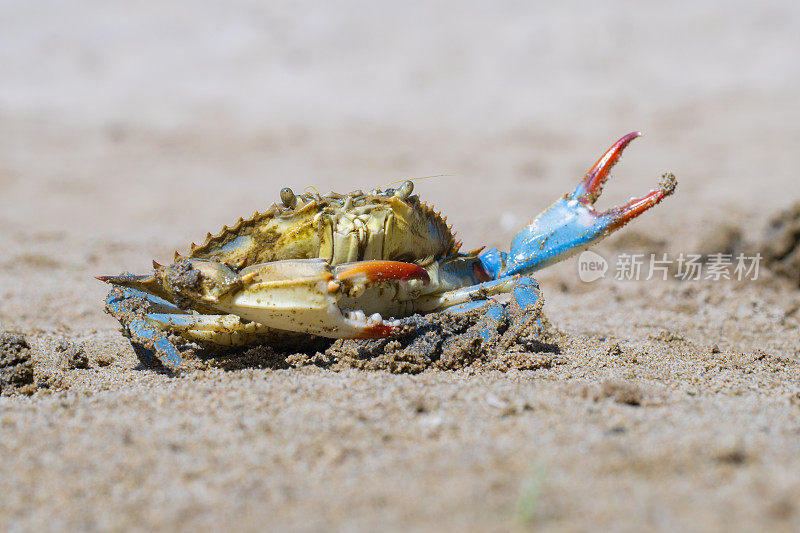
left=577, top=132, right=643, bottom=204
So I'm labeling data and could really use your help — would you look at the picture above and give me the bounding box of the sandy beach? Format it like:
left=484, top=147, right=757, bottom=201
left=2, top=1, right=800, bottom=530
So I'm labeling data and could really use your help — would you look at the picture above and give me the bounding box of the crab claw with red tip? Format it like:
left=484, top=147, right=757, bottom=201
left=479, top=132, right=677, bottom=278
left=570, top=131, right=676, bottom=231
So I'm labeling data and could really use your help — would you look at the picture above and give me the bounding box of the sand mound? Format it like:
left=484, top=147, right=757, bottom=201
left=762, top=202, right=800, bottom=286
left=0, top=333, right=35, bottom=395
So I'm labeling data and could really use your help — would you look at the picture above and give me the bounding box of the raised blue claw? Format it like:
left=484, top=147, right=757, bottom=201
left=479, top=132, right=676, bottom=278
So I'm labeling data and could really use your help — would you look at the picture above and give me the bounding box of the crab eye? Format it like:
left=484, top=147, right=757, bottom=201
left=280, top=187, right=297, bottom=208
left=395, top=180, right=414, bottom=199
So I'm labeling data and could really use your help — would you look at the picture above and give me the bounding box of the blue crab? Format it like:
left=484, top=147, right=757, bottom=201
left=99, top=132, right=676, bottom=370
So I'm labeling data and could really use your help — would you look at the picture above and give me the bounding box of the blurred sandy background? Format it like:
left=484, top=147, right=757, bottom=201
left=2, top=1, right=800, bottom=531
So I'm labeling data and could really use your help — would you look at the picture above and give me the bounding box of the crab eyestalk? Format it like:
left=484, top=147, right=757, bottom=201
left=478, top=132, right=677, bottom=278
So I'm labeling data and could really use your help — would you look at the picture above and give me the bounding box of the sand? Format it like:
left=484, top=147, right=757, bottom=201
left=2, top=1, right=800, bottom=531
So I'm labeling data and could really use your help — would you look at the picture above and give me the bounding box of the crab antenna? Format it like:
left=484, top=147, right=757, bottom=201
left=379, top=174, right=450, bottom=190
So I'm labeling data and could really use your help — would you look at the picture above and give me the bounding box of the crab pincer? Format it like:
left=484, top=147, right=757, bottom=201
left=481, top=132, right=677, bottom=277
left=572, top=131, right=677, bottom=231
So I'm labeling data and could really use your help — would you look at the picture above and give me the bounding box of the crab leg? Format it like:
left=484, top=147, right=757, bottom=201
left=435, top=275, right=540, bottom=315
left=145, top=313, right=305, bottom=346
left=446, top=300, right=506, bottom=342
left=104, top=287, right=187, bottom=370
left=444, top=276, right=543, bottom=342
left=478, top=132, right=677, bottom=278
left=416, top=276, right=519, bottom=312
